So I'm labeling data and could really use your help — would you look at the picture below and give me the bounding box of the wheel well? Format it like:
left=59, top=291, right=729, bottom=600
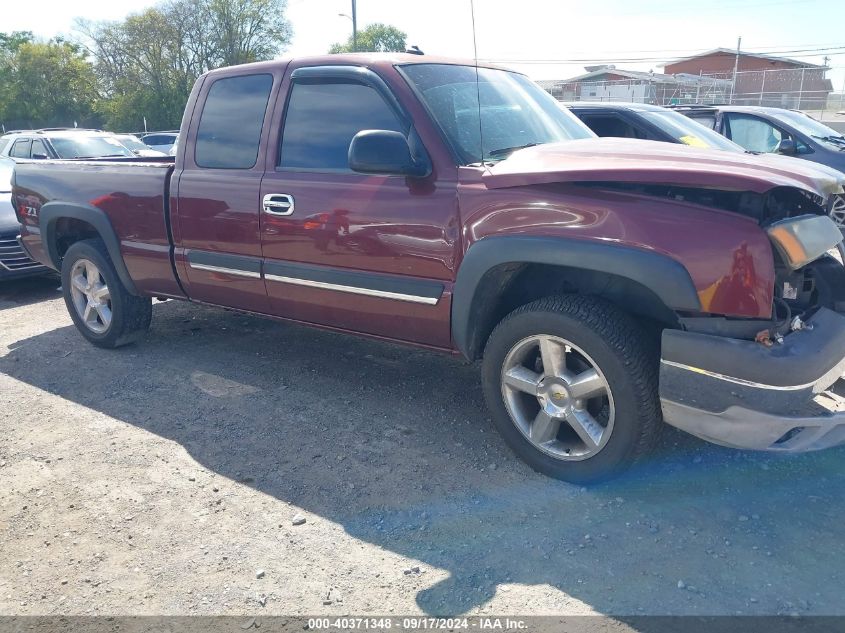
left=53, top=218, right=100, bottom=262
left=465, top=263, right=680, bottom=360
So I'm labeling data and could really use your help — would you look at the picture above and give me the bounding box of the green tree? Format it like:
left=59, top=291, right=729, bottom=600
left=0, top=36, right=99, bottom=130
left=329, top=23, right=406, bottom=54
left=78, top=0, right=292, bottom=131
left=1, top=32, right=34, bottom=129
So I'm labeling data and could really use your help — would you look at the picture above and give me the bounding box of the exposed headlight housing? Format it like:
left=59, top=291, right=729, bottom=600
left=767, top=214, right=842, bottom=271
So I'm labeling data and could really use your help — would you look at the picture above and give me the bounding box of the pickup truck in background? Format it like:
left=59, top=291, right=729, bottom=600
left=12, top=53, right=845, bottom=482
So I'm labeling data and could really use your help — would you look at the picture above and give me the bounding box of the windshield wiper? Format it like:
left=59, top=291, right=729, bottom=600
left=811, top=134, right=845, bottom=147
left=485, top=142, right=540, bottom=160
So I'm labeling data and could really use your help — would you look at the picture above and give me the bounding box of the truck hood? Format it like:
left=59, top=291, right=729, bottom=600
left=482, top=138, right=845, bottom=199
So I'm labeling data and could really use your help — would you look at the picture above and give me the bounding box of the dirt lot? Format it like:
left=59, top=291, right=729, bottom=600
left=1, top=276, right=844, bottom=617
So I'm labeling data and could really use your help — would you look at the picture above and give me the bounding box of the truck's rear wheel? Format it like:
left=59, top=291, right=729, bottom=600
left=61, top=238, right=151, bottom=348
left=482, top=295, right=661, bottom=483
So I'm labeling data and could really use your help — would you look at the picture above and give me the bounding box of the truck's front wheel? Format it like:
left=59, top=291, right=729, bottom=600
left=61, top=238, right=152, bottom=348
left=482, top=295, right=661, bottom=483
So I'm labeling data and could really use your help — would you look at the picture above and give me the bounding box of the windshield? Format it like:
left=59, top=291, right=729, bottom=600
left=116, top=135, right=148, bottom=151
left=767, top=110, right=845, bottom=148
left=50, top=135, right=135, bottom=159
left=639, top=110, right=743, bottom=152
left=401, top=64, right=594, bottom=165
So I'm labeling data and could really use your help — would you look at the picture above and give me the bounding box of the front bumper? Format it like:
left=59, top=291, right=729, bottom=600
left=660, top=307, right=845, bottom=452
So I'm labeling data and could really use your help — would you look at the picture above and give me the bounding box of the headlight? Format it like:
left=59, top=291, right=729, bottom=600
left=767, top=214, right=842, bottom=270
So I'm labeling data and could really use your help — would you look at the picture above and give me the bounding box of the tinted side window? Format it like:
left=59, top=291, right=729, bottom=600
left=146, top=134, right=177, bottom=145
left=195, top=73, right=273, bottom=169
left=280, top=81, right=403, bottom=170
left=578, top=114, right=645, bottom=139
left=31, top=139, right=48, bottom=158
left=11, top=139, right=31, bottom=158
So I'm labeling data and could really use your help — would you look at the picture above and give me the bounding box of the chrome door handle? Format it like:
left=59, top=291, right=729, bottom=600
left=263, top=193, right=295, bottom=216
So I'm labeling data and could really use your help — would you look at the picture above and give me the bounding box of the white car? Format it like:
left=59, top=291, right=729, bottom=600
left=141, top=132, right=179, bottom=154
left=0, top=129, right=135, bottom=160
left=114, top=134, right=168, bottom=157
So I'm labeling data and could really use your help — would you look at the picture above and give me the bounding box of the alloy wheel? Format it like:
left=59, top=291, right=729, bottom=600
left=500, top=335, right=615, bottom=461
left=69, top=258, right=112, bottom=334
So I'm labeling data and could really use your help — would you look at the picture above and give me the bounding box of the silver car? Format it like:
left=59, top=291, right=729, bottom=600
left=0, top=129, right=135, bottom=160
left=0, top=158, right=47, bottom=280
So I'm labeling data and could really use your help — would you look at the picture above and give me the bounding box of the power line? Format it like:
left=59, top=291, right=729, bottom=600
left=482, top=46, right=845, bottom=66
left=494, top=43, right=845, bottom=57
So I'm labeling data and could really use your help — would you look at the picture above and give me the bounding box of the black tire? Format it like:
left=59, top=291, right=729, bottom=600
left=61, top=238, right=152, bottom=348
left=482, top=295, right=662, bottom=484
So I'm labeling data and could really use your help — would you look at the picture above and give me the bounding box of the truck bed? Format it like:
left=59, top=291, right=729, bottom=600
left=14, top=158, right=183, bottom=298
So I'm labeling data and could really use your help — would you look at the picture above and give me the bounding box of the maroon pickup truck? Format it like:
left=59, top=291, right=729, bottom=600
left=12, top=54, right=845, bottom=482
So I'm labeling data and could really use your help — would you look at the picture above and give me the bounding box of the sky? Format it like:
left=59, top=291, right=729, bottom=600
left=3, top=0, right=844, bottom=90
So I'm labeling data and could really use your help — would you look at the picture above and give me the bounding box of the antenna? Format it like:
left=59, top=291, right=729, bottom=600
left=469, top=0, right=486, bottom=169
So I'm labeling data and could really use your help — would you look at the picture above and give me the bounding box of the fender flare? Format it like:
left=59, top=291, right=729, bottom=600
left=452, top=236, right=701, bottom=360
left=39, top=202, right=139, bottom=295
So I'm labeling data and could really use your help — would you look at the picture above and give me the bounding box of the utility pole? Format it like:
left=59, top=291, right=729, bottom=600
left=730, top=36, right=742, bottom=104
left=351, top=0, right=358, bottom=52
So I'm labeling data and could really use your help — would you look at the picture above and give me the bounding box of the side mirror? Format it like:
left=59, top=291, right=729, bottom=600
left=31, top=153, right=48, bottom=160
left=349, top=130, right=430, bottom=178
left=776, top=138, right=797, bottom=155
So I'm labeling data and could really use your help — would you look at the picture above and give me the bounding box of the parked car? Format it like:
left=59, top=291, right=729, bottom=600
left=0, top=129, right=135, bottom=160
left=568, top=102, right=845, bottom=227
left=566, top=102, right=743, bottom=151
left=114, top=134, right=168, bottom=157
left=141, top=132, right=179, bottom=154
left=0, top=158, right=48, bottom=280
left=672, top=105, right=845, bottom=223
left=12, top=55, right=845, bottom=482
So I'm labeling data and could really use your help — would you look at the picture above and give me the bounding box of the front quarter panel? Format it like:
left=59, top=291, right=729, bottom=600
left=458, top=176, right=775, bottom=319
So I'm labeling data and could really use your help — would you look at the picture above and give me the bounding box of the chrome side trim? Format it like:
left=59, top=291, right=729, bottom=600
left=189, top=262, right=261, bottom=279
left=660, top=359, right=817, bottom=391
left=265, top=273, right=440, bottom=305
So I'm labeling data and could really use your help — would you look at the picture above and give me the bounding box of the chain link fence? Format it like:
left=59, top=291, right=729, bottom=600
left=546, top=66, right=845, bottom=125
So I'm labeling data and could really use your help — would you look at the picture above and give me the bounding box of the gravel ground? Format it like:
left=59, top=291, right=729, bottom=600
left=1, top=276, right=844, bottom=617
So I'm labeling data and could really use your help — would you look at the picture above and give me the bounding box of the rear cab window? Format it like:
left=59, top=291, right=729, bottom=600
left=195, top=73, right=274, bottom=169
left=278, top=81, right=403, bottom=171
